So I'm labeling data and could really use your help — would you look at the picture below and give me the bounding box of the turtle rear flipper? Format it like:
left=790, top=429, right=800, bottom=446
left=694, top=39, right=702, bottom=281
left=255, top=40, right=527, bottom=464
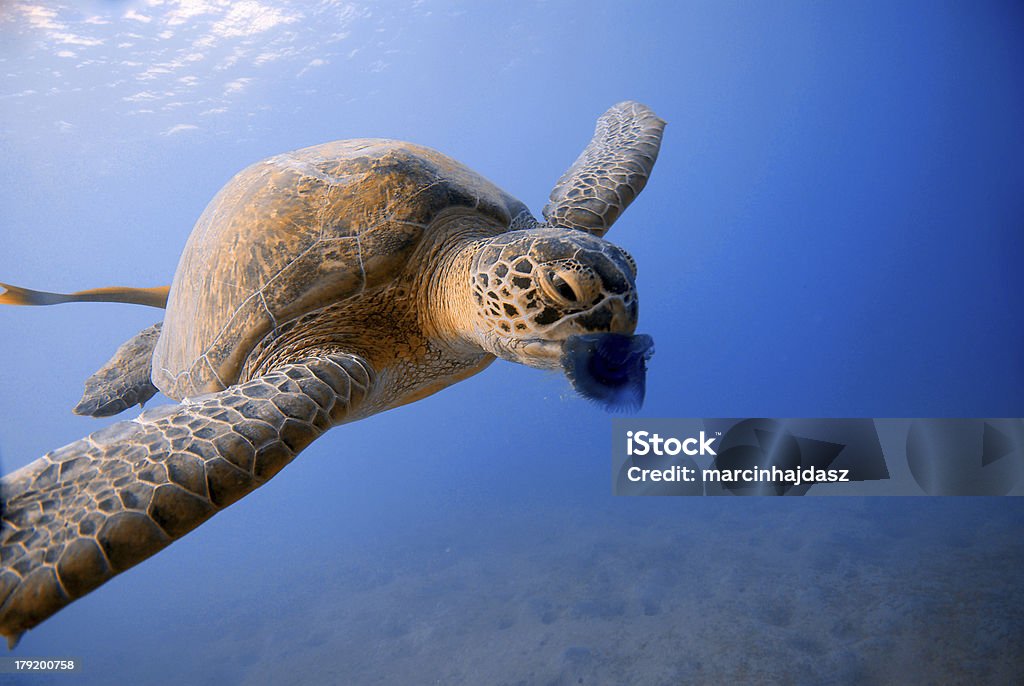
left=0, top=282, right=169, bottom=308
left=74, top=323, right=162, bottom=418
left=543, top=101, right=665, bottom=237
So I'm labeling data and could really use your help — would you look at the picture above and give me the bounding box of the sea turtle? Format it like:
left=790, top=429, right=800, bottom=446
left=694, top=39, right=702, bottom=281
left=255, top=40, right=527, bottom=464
left=0, top=101, right=664, bottom=646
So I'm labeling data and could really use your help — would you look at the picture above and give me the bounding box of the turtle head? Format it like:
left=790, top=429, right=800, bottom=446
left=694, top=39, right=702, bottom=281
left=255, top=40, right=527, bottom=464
left=463, top=228, right=654, bottom=411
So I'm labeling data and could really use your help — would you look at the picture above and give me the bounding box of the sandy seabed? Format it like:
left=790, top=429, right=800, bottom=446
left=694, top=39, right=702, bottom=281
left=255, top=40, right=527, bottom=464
left=112, top=499, right=1022, bottom=686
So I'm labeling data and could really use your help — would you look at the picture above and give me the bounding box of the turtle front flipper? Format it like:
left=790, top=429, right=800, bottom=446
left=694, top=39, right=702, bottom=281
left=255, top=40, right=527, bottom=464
left=74, top=323, right=163, bottom=418
left=0, top=352, right=374, bottom=648
left=543, top=101, right=665, bottom=237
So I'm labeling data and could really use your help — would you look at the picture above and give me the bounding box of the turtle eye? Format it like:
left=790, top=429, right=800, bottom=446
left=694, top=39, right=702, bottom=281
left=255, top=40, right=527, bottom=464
left=552, top=274, right=578, bottom=302
left=539, top=266, right=597, bottom=308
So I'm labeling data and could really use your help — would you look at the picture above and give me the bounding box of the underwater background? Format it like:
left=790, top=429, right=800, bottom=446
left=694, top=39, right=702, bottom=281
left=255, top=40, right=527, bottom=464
left=1, top=1, right=1022, bottom=683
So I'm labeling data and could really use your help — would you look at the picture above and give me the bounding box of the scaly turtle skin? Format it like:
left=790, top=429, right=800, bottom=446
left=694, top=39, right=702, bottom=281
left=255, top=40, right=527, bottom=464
left=0, top=101, right=665, bottom=646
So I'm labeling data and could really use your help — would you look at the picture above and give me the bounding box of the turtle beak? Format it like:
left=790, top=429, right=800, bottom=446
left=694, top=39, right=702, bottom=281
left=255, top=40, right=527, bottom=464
left=560, top=333, right=655, bottom=412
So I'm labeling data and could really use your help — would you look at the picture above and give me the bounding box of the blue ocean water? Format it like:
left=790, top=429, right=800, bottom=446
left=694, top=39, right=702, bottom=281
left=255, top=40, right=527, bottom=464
left=0, top=1, right=1022, bottom=683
